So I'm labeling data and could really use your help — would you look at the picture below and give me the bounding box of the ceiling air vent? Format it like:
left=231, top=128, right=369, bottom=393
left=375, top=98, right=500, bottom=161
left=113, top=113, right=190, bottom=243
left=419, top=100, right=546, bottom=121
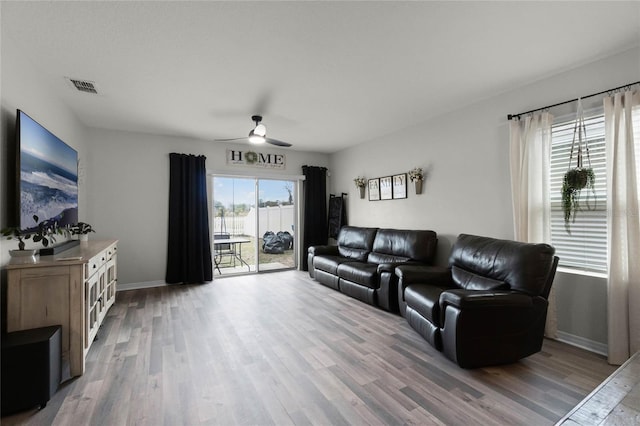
left=65, top=77, right=99, bottom=94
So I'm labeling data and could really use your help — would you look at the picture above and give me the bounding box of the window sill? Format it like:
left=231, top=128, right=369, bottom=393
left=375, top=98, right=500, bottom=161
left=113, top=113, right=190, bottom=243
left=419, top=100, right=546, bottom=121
left=556, top=266, right=607, bottom=279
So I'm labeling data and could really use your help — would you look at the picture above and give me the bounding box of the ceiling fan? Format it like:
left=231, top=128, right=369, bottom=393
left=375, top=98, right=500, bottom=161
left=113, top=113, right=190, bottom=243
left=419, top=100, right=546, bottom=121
left=214, top=115, right=292, bottom=147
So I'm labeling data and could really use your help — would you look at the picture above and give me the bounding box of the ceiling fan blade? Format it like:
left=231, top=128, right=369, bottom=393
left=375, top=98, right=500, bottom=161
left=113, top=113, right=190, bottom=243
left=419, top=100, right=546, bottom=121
left=265, top=137, right=292, bottom=147
left=213, top=137, right=247, bottom=142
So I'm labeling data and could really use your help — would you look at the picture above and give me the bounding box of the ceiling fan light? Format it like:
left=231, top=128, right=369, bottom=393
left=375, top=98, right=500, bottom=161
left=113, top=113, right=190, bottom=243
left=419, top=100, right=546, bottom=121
left=254, top=124, right=266, bottom=136
left=248, top=130, right=266, bottom=144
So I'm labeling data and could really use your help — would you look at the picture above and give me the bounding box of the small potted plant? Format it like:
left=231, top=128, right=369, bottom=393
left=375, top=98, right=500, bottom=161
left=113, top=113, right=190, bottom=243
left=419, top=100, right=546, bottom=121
left=1, top=215, right=62, bottom=260
left=408, top=167, right=424, bottom=194
left=354, top=177, right=367, bottom=198
left=69, top=222, right=95, bottom=242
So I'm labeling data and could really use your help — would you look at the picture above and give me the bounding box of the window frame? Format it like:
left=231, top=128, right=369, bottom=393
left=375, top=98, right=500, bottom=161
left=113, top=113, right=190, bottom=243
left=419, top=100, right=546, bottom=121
left=549, top=103, right=640, bottom=275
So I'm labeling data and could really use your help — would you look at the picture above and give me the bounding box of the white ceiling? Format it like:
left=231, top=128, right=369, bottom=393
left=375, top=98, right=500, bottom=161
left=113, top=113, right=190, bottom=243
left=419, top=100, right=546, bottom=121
left=2, top=1, right=639, bottom=153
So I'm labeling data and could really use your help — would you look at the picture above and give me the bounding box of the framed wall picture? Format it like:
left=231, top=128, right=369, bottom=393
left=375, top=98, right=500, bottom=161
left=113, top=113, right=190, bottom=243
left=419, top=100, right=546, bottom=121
left=368, top=178, right=380, bottom=201
left=392, top=173, right=407, bottom=199
left=380, top=176, right=393, bottom=200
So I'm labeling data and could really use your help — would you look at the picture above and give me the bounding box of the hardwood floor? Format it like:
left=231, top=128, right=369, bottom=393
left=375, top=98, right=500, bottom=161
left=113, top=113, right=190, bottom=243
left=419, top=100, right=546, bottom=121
left=557, top=350, right=640, bottom=425
left=2, top=270, right=616, bottom=425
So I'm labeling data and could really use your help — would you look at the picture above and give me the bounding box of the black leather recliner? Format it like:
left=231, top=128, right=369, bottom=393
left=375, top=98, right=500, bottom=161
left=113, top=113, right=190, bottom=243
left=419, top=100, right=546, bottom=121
left=396, top=234, right=559, bottom=368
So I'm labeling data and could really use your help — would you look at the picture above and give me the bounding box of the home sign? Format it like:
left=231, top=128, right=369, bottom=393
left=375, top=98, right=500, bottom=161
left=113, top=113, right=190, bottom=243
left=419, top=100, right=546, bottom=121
left=226, top=149, right=286, bottom=170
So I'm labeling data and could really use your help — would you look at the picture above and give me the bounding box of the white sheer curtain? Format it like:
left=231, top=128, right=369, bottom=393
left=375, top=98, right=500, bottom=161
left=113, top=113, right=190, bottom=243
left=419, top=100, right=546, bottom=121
left=604, top=90, right=640, bottom=365
left=509, top=112, right=557, bottom=338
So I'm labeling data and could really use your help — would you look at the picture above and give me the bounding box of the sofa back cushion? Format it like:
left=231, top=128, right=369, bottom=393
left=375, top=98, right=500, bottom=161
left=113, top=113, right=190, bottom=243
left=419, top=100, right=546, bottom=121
left=449, top=234, right=556, bottom=296
left=337, top=226, right=378, bottom=262
left=369, top=229, right=438, bottom=264
left=450, top=266, right=509, bottom=291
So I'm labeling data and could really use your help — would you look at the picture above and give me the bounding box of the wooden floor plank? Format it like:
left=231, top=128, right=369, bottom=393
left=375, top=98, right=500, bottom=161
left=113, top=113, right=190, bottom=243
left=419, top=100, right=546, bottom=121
left=2, top=270, right=618, bottom=425
left=557, top=350, right=640, bottom=425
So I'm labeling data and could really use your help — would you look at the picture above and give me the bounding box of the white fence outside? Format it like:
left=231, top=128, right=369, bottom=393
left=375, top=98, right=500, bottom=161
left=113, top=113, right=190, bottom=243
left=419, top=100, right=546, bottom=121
left=212, top=216, right=245, bottom=236
left=213, top=205, right=295, bottom=238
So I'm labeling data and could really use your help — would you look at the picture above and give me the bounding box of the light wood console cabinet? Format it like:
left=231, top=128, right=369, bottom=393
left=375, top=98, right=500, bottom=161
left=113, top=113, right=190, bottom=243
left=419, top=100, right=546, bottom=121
left=6, top=240, right=118, bottom=377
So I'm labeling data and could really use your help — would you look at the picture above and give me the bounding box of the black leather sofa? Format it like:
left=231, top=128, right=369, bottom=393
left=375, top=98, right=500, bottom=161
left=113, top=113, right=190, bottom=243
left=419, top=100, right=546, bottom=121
left=308, top=226, right=438, bottom=312
left=396, top=234, right=558, bottom=368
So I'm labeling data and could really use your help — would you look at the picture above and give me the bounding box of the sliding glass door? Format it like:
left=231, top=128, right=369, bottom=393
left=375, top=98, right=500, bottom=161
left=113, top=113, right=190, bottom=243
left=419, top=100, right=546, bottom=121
left=211, top=176, right=297, bottom=276
left=212, top=177, right=256, bottom=275
left=256, top=179, right=296, bottom=271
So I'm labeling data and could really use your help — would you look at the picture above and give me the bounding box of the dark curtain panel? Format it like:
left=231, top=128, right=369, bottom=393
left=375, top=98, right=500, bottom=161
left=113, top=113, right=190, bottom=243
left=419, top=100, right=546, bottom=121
left=166, top=153, right=213, bottom=284
left=302, top=165, right=328, bottom=271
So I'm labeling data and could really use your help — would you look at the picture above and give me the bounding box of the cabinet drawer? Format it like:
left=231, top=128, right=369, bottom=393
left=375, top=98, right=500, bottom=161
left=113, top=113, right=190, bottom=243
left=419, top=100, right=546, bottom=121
left=106, top=244, right=117, bottom=260
left=18, top=266, right=69, bottom=280
left=85, top=250, right=108, bottom=279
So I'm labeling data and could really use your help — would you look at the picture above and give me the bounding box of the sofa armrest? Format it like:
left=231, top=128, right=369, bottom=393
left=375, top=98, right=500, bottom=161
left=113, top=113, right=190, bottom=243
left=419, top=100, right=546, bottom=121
left=375, top=261, right=426, bottom=313
left=439, top=289, right=548, bottom=368
left=440, top=289, right=533, bottom=310
left=377, top=261, right=421, bottom=274
left=378, top=262, right=397, bottom=274
left=395, top=265, right=452, bottom=317
left=308, top=245, right=339, bottom=256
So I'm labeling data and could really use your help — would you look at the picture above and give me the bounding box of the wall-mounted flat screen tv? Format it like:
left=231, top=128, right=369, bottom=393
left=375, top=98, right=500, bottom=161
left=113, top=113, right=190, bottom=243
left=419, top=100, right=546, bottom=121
left=16, top=110, right=78, bottom=232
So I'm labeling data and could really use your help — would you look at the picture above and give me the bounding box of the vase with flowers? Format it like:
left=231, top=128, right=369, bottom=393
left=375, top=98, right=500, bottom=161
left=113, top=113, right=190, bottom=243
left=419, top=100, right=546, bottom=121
left=408, top=167, right=424, bottom=194
left=354, top=176, right=367, bottom=198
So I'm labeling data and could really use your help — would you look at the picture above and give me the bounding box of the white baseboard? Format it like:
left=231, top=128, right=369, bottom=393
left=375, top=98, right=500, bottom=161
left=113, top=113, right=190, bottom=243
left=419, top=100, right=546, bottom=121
left=117, top=280, right=167, bottom=292
left=557, top=330, right=608, bottom=356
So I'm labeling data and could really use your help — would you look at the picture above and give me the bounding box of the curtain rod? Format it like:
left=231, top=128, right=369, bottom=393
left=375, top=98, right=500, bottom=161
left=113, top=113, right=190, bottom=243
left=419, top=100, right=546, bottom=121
left=507, top=81, right=640, bottom=120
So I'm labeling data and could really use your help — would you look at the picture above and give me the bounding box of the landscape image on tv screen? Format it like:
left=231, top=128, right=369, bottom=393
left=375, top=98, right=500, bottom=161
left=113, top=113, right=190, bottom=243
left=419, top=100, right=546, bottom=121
left=18, top=110, right=78, bottom=232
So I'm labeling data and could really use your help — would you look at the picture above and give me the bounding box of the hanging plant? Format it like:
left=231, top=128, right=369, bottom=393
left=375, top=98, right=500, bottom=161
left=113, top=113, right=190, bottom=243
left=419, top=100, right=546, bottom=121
left=562, top=99, right=596, bottom=233
left=562, top=168, right=595, bottom=225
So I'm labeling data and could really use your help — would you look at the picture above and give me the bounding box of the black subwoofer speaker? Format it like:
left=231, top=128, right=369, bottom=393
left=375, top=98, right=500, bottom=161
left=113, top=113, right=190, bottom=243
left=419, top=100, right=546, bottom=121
left=1, top=325, right=62, bottom=416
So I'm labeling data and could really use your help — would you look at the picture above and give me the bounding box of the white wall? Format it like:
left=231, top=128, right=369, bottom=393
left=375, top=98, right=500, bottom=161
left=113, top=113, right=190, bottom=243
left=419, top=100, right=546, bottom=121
left=331, top=102, right=512, bottom=265
left=329, top=46, right=640, bottom=350
left=0, top=32, right=88, bottom=267
left=85, top=127, right=329, bottom=285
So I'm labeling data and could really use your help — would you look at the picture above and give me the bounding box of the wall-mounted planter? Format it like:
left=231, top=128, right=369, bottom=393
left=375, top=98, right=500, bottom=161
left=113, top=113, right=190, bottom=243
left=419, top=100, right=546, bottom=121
left=415, top=180, right=423, bottom=195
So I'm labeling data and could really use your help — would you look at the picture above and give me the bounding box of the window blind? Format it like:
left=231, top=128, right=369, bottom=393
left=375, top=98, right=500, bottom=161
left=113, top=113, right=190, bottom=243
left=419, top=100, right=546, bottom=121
left=550, top=113, right=607, bottom=273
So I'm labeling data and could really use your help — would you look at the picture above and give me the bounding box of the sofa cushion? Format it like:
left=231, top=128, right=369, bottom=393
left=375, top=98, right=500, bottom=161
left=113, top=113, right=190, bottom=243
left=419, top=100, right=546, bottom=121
left=337, top=262, right=379, bottom=288
left=370, top=229, right=437, bottom=264
left=451, top=265, right=509, bottom=291
left=404, top=285, right=449, bottom=327
left=337, top=226, right=378, bottom=262
left=313, top=255, right=348, bottom=275
left=449, top=234, right=556, bottom=296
